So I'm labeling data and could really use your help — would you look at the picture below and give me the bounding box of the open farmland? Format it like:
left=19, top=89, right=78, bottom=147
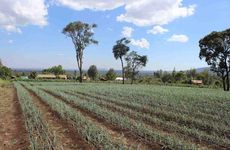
left=14, top=81, right=230, bottom=150
left=0, top=83, right=28, bottom=149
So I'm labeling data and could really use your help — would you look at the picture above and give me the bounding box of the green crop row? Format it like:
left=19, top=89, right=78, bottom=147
left=14, top=83, right=56, bottom=150
left=57, top=87, right=229, bottom=139
left=64, top=84, right=229, bottom=124
left=38, top=86, right=199, bottom=150
left=56, top=89, right=230, bottom=148
left=22, top=83, right=127, bottom=150
left=43, top=83, right=229, bottom=127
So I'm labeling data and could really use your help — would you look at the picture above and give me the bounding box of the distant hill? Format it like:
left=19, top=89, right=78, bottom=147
left=12, top=67, right=211, bottom=75
left=195, top=67, right=210, bottom=73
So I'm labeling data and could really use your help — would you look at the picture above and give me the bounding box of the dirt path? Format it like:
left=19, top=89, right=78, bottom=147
left=22, top=86, right=94, bottom=150
left=0, top=86, right=29, bottom=150
left=43, top=89, right=163, bottom=150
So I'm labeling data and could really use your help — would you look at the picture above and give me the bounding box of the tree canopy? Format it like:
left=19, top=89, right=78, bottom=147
left=112, top=38, right=130, bottom=84
left=63, top=21, right=98, bottom=83
left=106, top=68, right=117, bottom=80
left=199, top=28, right=230, bottom=91
left=125, top=51, right=147, bottom=84
left=87, top=65, right=98, bottom=80
left=0, top=66, right=12, bottom=80
left=42, top=65, right=65, bottom=75
left=0, top=59, right=3, bottom=67
left=29, top=71, right=37, bottom=79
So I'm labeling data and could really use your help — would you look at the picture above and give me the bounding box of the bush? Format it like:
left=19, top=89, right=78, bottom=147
left=87, top=65, right=98, bottom=80
left=28, top=71, right=37, bottom=79
left=0, top=66, right=12, bottom=80
left=106, top=68, right=116, bottom=80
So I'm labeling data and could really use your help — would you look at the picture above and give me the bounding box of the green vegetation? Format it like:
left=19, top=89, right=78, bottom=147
left=42, top=65, right=65, bottom=75
left=199, top=28, right=230, bottom=91
left=113, top=38, right=130, bottom=84
left=21, top=82, right=126, bottom=149
left=125, top=51, right=148, bottom=84
left=17, top=81, right=230, bottom=149
left=28, top=71, right=37, bottom=79
left=106, top=68, right=117, bottom=80
left=0, top=65, right=12, bottom=80
left=63, top=21, right=98, bottom=83
left=14, top=83, right=56, bottom=149
left=87, top=65, right=98, bottom=80
left=150, top=69, right=220, bottom=87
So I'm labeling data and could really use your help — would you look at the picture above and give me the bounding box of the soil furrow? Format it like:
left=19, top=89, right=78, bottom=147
left=22, top=85, right=94, bottom=150
left=70, top=90, right=230, bottom=139
left=0, top=86, right=29, bottom=150
left=63, top=91, right=227, bottom=149
left=62, top=90, right=228, bottom=150
left=42, top=89, right=164, bottom=150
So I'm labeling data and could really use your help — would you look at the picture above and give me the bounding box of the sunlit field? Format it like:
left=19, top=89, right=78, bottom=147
left=15, top=81, right=230, bottom=149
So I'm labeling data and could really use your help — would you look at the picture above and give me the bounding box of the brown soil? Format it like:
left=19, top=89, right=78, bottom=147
left=22, top=85, right=94, bottom=150
left=0, top=86, right=29, bottom=150
left=43, top=89, right=165, bottom=150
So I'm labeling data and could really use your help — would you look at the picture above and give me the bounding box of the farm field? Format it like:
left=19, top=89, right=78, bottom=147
left=13, top=81, right=230, bottom=150
left=0, top=84, right=28, bottom=149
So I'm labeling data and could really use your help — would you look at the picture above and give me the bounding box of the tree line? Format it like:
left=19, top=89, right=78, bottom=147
left=62, top=21, right=230, bottom=91
left=63, top=21, right=147, bottom=85
left=1, top=20, right=230, bottom=91
left=199, top=29, right=230, bottom=91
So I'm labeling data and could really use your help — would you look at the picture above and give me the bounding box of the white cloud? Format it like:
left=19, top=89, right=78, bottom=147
left=147, top=26, right=168, bottom=35
left=117, top=0, right=196, bottom=26
left=55, top=0, right=125, bottom=11
left=55, top=0, right=195, bottom=27
left=131, top=38, right=150, bottom=49
left=0, top=0, right=195, bottom=33
left=3, top=25, right=22, bottom=33
left=168, top=34, right=189, bottom=42
left=0, top=0, right=48, bottom=33
left=121, top=26, right=134, bottom=38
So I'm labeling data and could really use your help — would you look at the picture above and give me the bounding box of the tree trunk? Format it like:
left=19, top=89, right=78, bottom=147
left=224, top=59, right=229, bottom=91
left=79, top=67, right=83, bottom=83
left=76, top=51, right=83, bottom=83
left=120, top=58, right=125, bottom=84
left=131, top=69, right=135, bottom=85
left=226, top=71, right=229, bottom=91
left=222, top=76, right=226, bottom=91
left=131, top=73, right=134, bottom=84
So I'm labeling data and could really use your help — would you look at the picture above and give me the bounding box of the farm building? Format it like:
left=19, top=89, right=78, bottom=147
left=37, top=74, right=56, bottom=79
left=115, top=77, right=127, bottom=81
left=191, top=80, right=203, bottom=85
left=57, top=75, right=67, bottom=80
left=37, top=74, right=68, bottom=80
left=83, top=76, right=90, bottom=81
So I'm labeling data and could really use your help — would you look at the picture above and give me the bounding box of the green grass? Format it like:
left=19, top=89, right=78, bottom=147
left=0, top=79, right=11, bottom=86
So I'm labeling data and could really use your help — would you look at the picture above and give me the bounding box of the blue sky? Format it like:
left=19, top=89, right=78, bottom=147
left=0, top=0, right=230, bottom=71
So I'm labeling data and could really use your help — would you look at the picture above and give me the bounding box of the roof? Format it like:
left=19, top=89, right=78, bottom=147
left=191, top=80, right=203, bottom=84
left=115, top=77, right=127, bottom=81
left=37, top=74, right=56, bottom=78
left=57, top=75, right=67, bottom=79
left=83, top=76, right=90, bottom=80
